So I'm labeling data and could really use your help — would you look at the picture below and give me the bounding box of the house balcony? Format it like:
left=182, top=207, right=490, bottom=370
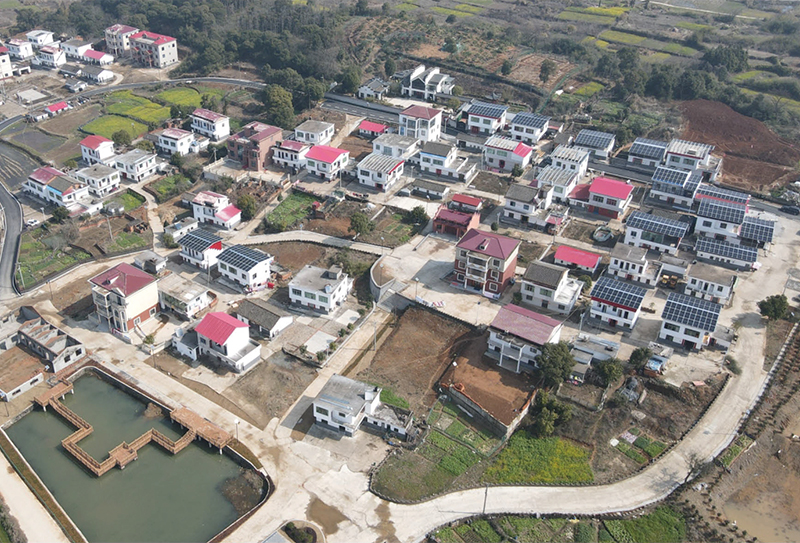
left=467, top=258, right=488, bottom=271
left=466, top=268, right=488, bottom=281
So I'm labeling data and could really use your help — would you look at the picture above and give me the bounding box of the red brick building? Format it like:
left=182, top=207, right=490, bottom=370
left=454, top=229, right=520, bottom=298
left=227, top=122, right=282, bottom=172
left=433, top=204, right=480, bottom=238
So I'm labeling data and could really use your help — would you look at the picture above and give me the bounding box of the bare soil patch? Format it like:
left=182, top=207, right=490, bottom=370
left=39, top=104, right=103, bottom=137
left=257, top=242, right=328, bottom=273
left=410, top=42, right=450, bottom=60
left=470, top=171, right=510, bottom=196
left=516, top=239, right=547, bottom=265
left=562, top=220, right=619, bottom=248
left=338, top=135, right=374, bottom=161
left=716, top=155, right=794, bottom=191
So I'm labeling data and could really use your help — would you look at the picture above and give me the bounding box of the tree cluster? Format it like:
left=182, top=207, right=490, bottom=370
left=527, top=391, right=572, bottom=437
left=758, top=294, right=789, bottom=320
left=535, top=341, right=575, bottom=388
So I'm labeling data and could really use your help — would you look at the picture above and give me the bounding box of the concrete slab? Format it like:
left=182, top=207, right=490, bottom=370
left=334, top=309, right=359, bottom=327
left=305, top=330, right=336, bottom=353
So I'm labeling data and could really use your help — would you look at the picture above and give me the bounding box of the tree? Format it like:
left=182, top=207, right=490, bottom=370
left=443, top=37, right=459, bottom=54
left=451, top=85, right=464, bottom=96
left=646, top=65, right=678, bottom=100
left=406, top=205, right=428, bottom=225
left=303, top=77, right=326, bottom=105
left=163, top=232, right=179, bottom=249
left=595, top=358, right=623, bottom=387
left=354, top=0, right=369, bottom=15
left=143, top=334, right=155, bottom=345
left=200, top=93, right=220, bottom=111
left=758, top=294, right=789, bottom=320
left=628, top=347, right=652, bottom=370
left=501, top=59, right=514, bottom=76
left=616, top=47, right=640, bottom=74
left=112, top=130, right=132, bottom=147
left=578, top=274, right=592, bottom=294
left=384, top=58, right=396, bottom=78
left=510, top=164, right=523, bottom=178
left=446, top=97, right=461, bottom=111
left=52, top=206, right=70, bottom=223
left=64, top=158, right=78, bottom=169
left=539, top=59, right=556, bottom=84
left=528, top=390, right=572, bottom=437
left=703, top=45, right=749, bottom=73
left=137, top=140, right=155, bottom=152
left=237, top=194, right=258, bottom=221
left=262, top=84, right=295, bottom=128
left=446, top=13, right=457, bottom=23
left=349, top=211, right=375, bottom=236
left=536, top=341, right=575, bottom=387
left=339, top=66, right=362, bottom=94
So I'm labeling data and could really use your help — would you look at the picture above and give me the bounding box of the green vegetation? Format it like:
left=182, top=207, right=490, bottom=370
left=264, top=191, right=318, bottom=231
left=720, top=434, right=754, bottom=467
left=379, top=387, right=409, bottom=409
left=606, top=507, right=686, bottom=543
left=581, top=6, right=629, bottom=16
left=16, top=229, right=92, bottom=287
left=574, top=81, right=605, bottom=97
left=574, top=522, right=596, bottom=543
left=676, top=21, right=712, bottom=31
left=759, top=294, right=789, bottom=320
left=83, top=115, right=148, bottom=140
left=558, top=11, right=616, bottom=24
left=106, top=90, right=171, bottom=123
left=113, top=190, right=147, bottom=211
left=149, top=175, right=192, bottom=204
left=454, top=3, right=484, bottom=14
left=103, top=231, right=151, bottom=254
left=156, top=87, right=203, bottom=108
left=0, top=0, right=22, bottom=9
left=732, top=70, right=776, bottom=83
left=616, top=441, right=647, bottom=464
left=431, top=6, right=476, bottom=17
left=395, top=3, right=419, bottom=11
left=484, top=435, right=593, bottom=484
left=599, top=30, right=647, bottom=45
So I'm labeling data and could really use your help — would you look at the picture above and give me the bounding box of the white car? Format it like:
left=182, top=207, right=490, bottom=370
left=26, top=219, right=40, bottom=227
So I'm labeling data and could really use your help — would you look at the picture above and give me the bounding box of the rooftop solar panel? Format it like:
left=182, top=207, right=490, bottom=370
left=511, top=112, right=550, bottom=130
left=468, top=102, right=508, bottom=119
left=590, top=276, right=646, bottom=310
left=217, top=244, right=271, bottom=271
left=695, top=238, right=757, bottom=263
left=179, top=229, right=222, bottom=253
left=626, top=211, right=689, bottom=238
left=740, top=217, right=775, bottom=243
left=575, top=129, right=615, bottom=150
left=652, top=166, right=691, bottom=187
left=697, top=199, right=746, bottom=224
left=629, top=138, right=668, bottom=160
left=684, top=172, right=702, bottom=195
left=695, top=184, right=750, bottom=205
left=662, top=291, right=721, bottom=331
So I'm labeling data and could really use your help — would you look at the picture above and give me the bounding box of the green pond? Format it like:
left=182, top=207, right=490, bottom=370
left=6, top=372, right=263, bottom=542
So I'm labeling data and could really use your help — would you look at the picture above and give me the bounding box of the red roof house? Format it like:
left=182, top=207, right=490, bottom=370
left=80, top=135, right=112, bottom=150
left=590, top=177, right=634, bottom=201
left=90, top=263, right=156, bottom=297
left=570, top=177, right=634, bottom=219
left=433, top=205, right=480, bottom=239
left=454, top=229, right=521, bottom=297
left=400, top=105, right=442, bottom=120
left=358, top=120, right=388, bottom=136
left=490, top=304, right=563, bottom=347
left=554, top=245, right=602, bottom=273
left=195, top=312, right=249, bottom=346
left=450, top=193, right=482, bottom=212
left=45, top=102, right=69, bottom=115
left=306, top=145, right=348, bottom=164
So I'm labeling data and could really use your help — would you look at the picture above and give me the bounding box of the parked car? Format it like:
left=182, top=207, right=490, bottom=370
left=780, top=205, right=800, bottom=215
left=26, top=219, right=40, bottom=227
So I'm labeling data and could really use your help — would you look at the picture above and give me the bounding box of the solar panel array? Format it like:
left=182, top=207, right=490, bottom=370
left=652, top=166, right=690, bottom=186
left=180, top=229, right=222, bottom=252
left=696, top=184, right=750, bottom=205
left=740, top=217, right=775, bottom=243
left=684, top=172, right=702, bottom=195
left=662, top=291, right=721, bottom=331
left=629, top=138, right=668, bottom=160
left=697, top=199, right=746, bottom=224
left=468, top=102, right=508, bottom=119
left=218, top=244, right=271, bottom=271
left=626, top=211, right=689, bottom=238
left=695, top=238, right=757, bottom=263
left=590, top=276, right=646, bottom=310
left=512, top=112, right=550, bottom=130
left=574, top=129, right=615, bottom=150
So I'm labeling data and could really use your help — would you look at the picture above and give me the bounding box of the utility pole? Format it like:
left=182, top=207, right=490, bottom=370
left=106, top=215, right=113, bottom=243
left=482, top=483, right=488, bottom=515
left=372, top=320, right=377, bottom=351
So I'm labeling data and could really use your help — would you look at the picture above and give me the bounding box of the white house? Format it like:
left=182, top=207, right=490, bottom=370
left=357, top=120, right=388, bottom=138
left=659, top=292, right=722, bottom=351
left=194, top=312, right=261, bottom=372
left=89, top=263, right=159, bottom=338
left=695, top=199, right=746, bottom=243
left=501, top=183, right=553, bottom=227
left=573, top=129, right=615, bottom=159
left=80, top=135, right=116, bottom=166
left=234, top=299, right=293, bottom=339
left=520, top=261, right=582, bottom=315
left=216, top=245, right=274, bottom=292
left=418, top=141, right=477, bottom=182
left=465, top=101, right=508, bottom=135
left=357, top=152, right=405, bottom=192
left=305, top=145, right=350, bottom=181
left=510, top=112, right=550, bottom=145
left=294, top=120, right=334, bottom=146
left=23, top=167, right=90, bottom=209
left=608, top=243, right=658, bottom=286
left=624, top=211, right=689, bottom=256
left=83, top=49, right=114, bottom=65
left=129, top=30, right=179, bottom=68
left=114, top=149, right=158, bottom=182
left=34, top=45, right=66, bottom=68
left=398, top=105, right=443, bottom=142
left=483, top=135, right=533, bottom=172
left=695, top=184, right=750, bottom=208
left=685, top=262, right=737, bottom=304
left=192, top=191, right=241, bottom=230
left=589, top=276, right=646, bottom=329
left=665, top=139, right=714, bottom=172
left=358, top=77, right=390, bottom=100
left=649, top=166, right=701, bottom=208
left=164, top=217, right=198, bottom=242
left=372, top=133, right=419, bottom=159
left=157, top=273, right=213, bottom=320
left=550, top=145, right=589, bottom=178
left=75, top=164, right=120, bottom=198
left=61, top=39, right=93, bottom=59
left=6, top=39, right=34, bottom=60
left=26, top=30, right=54, bottom=47
left=157, top=128, right=195, bottom=156
left=401, top=65, right=454, bottom=101
left=190, top=108, right=230, bottom=141
left=272, top=139, right=311, bottom=171
left=486, top=304, right=563, bottom=374
left=178, top=229, right=223, bottom=269
left=529, top=165, right=579, bottom=204
left=289, top=265, right=352, bottom=314
left=104, top=24, right=140, bottom=57
left=0, top=48, right=10, bottom=79
left=628, top=138, right=667, bottom=168
left=570, top=177, right=634, bottom=219
left=694, top=238, right=757, bottom=270
left=81, top=65, right=114, bottom=84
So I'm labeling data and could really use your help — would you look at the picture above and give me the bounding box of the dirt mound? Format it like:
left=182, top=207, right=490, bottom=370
left=716, top=155, right=796, bottom=190
left=681, top=100, right=800, bottom=167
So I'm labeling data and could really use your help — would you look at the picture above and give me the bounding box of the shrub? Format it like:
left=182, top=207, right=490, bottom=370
left=574, top=523, right=595, bottom=543
left=163, top=233, right=179, bottom=249
left=284, top=522, right=313, bottom=543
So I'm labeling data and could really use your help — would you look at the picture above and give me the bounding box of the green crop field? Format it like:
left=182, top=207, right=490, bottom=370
left=732, top=70, right=776, bottom=82
left=558, top=10, right=616, bottom=24
left=483, top=435, right=593, bottom=484
left=574, top=81, right=605, bottom=97
left=643, top=52, right=672, bottom=63
left=82, top=115, right=148, bottom=140
left=16, top=230, right=92, bottom=287
left=0, top=0, right=22, bottom=8
left=676, top=21, right=711, bottom=31
left=599, top=30, right=646, bottom=45
left=156, top=87, right=203, bottom=108
left=264, top=191, right=319, bottom=231
left=148, top=174, right=192, bottom=203
left=432, top=6, right=476, bottom=16
left=106, top=90, right=170, bottom=123
left=454, top=3, right=484, bottom=13
left=102, top=231, right=151, bottom=254
left=583, top=36, right=611, bottom=49
left=111, top=190, right=147, bottom=211
left=396, top=3, right=419, bottom=11
left=605, top=507, right=686, bottom=543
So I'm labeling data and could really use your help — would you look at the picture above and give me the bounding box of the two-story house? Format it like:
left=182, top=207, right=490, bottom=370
left=509, top=112, right=550, bottom=145
left=372, top=133, right=419, bottom=160
left=665, top=139, right=714, bottom=172
left=550, top=145, right=590, bottom=178
left=398, top=105, right=443, bottom=142
left=104, top=24, right=140, bottom=57
left=659, top=291, right=722, bottom=350
left=502, top=183, right=553, bottom=226
left=289, top=265, right=353, bottom=314
left=529, top=165, right=579, bottom=204
left=190, top=108, right=230, bottom=141
left=194, top=312, right=261, bottom=372
left=227, top=122, right=282, bottom=171
left=75, top=164, right=120, bottom=198
left=0, top=47, right=10, bottom=79
left=157, top=272, right=213, bottom=320
left=216, top=245, right=274, bottom=292
left=114, top=149, right=158, bottom=182
left=520, top=261, right=582, bottom=314
left=23, top=167, right=90, bottom=209
left=6, top=39, right=34, bottom=60
left=305, top=145, right=350, bottom=181
left=418, top=141, right=477, bottom=182
left=35, top=45, right=66, bottom=68
left=628, top=137, right=667, bottom=169
left=357, top=77, right=391, bottom=100
left=569, top=177, right=634, bottom=219
left=26, top=30, right=54, bottom=48
left=432, top=204, right=480, bottom=238
left=694, top=238, right=757, bottom=270
left=450, top=194, right=482, bottom=213
left=695, top=199, right=746, bottom=243
left=294, top=120, right=334, bottom=146
left=624, top=211, right=690, bottom=255
left=272, top=139, right=311, bottom=172
left=80, top=135, right=116, bottom=166
left=553, top=245, right=602, bottom=274
left=178, top=229, right=223, bottom=269
left=89, top=263, right=159, bottom=337
left=454, top=229, right=520, bottom=297
left=465, top=101, right=508, bottom=135
left=483, top=135, right=533, bottom=172
left=191, top=191, right=241, bottom=230
left=694, top=183, right=750, bottom=208
left=61, top=39, right=92, bottom=59
left=589, top=276, right=646, bottom=329
left=740, top=216, right=775, bottom=247
left=129, top=31, right=178, bottom=68
left=685, top=262, right=737, bottom=305
left=608, top=243, right=658, bottom=286
left=356, top=152, right=405, bottom=192
left=486, top=304, right=563, bottom=374
left=649, top=166, right=701, bottom=208
left=157, top=128, right=195, bottom=156
left=401, top=64, right=454, bottom=101
left=573, top=129, right=616, bottom=159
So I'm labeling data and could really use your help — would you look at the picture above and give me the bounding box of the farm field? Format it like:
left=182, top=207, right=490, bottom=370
left=156, top=87, right=204, bottom=108
left=108, top=190, right=147, bottom=212
left=16, top=229, right=92, bottom=288
left=264, top=191, right=319, bottom=232
left=148, top=174, right=193, bottom=203
left=39, top=105, right=103, bottom=137
left=82, top=115, right=149, bottom=140
left=483, top=435, right=594, bottom=484
left=105, top=91, right=171, bottom=124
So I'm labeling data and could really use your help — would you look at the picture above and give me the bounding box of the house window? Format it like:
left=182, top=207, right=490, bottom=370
left=149, top=308, right=156, bottom=317
left=315, top=406, right=329, bottom=416
left=488, top=282, right=498, bottom=292
left=319, top=295, right=329, bottom=303
left=685, top=328, right=701, bottom=338
left=664, top=322, right=680, bottom=332
left=291, top=288, right=302, bottom=296
left=304, top=292, right=316, bottom=300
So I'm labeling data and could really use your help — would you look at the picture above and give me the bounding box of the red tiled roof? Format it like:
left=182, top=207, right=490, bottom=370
left=554, top=245, right=601, bottom=269
left=589, top=177, right=634, bottom=200
left=452, top=193, right=481, bottom=207
left=45, top=102, right=68, bottom=114
left=80, top=135, right=112, bottom=150
left=568, top=183, right=591, bottom=201
left=161, top=128, right=192, bottom=139
left=306, top=145, right=348, bottom=163
left=29, top=166, right=64, bottom=184
left=130, top=30, right=175, bottom=45
left=192, top=108, right=227, bottom=122
left=278, top=140, right=307, bottom=152
left=193, top=191, right=226, bottom=205
left=513, top=141, right=533, bottom=158
left=195, top=312, right=248, bottom=345
left=90, top=263, right=155, bottom=297
left=434, top=205, right=475, bottom=227
left=107, top=24, right=139, bottom=35
left=249, top=125, right=281, bottom=142
left=215, top=204, right=241, bottom=222
left=0, top=46, right=8, bottom=54
left=490, top=304, right=562, bottom=346
left=456, top=228, right=520, bottom=260
left=358, top=120, right=388, bottom=133
left=401, top=105, right=442, bottom=120
left=83, top=49, right=109, bottom=61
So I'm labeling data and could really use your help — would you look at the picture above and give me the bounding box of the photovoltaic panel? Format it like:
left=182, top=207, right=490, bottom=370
left=652, top=166, right=690, bottom=186
left=695, top=184, right=750, bottom=205
left=684, top=172, right=702, bottom=195
left=626, top=211, right=689, bottom=238
left=590, top=276, right=646, bottom=310
left=629, top=138, right=668, bottom=160
left=662, top=291, right=721, bottom=331
left=512, top=112, right=550, bottom=130
left=695, top=237, right=757, bottom=263
left=179, top=229, right=222, bottom=253
left=740, top=217, right=775, bottom=243
left=697, top=199, right=746, bottom=224
left=468, top=102, right=508, bottom=119
left=218, top=244, right=271, bottom=271
left=575, top=129, right=615, bottom=150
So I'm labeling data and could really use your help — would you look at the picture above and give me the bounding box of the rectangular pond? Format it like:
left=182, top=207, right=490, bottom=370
left=6, top=371, right=264, bottom=542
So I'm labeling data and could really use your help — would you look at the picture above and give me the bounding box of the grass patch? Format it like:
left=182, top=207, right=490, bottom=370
left=616, top=441, right=647, bottom=463
left=445, top=420, right=467, bottom=439
left=732, top=70, right=776, bottom=83
left=106, top=90, right=171, bottom=124
left=644, top=441, right=666, bottom=457
left=466, top=519, right=502, bottom=543
left=83, top=115, right=148, bottom=140
left=265, top=191, right=319, bottom=231
left=454, top=3, right=483, bottom=13
left=16, top=229, right=92, bottom=287
left=720, top=434, right=753, bottom=467
left=558, top=11, right=617, bottom=24
left=483, top=434, right=593, bottom=484
left=581, top=6, right=629, bottom=16
left=395, top=2, right=419, bottom=10
left=148, top=174, right=193, bottom=204
left=418, top=442, right=447, bottom=462
left=156, top=87, right=203, bottom=108
left=599, top=30, right=646, bottom=45
left=643, top=52, right=672, bottom=63
left=574, top=81, right=605, bottom=97
left=102, top=231, right=150, bottom=253
left=380, top=387, right=409, bottom=409
left=0, top=0, right=21, bottom=8
left=660, top=41, right=700, bottom=56
left=431, top=6, right=476, bottom=16
left=676, top=21, right=711, bottom=31
left=612, top=507, right=686, bottom=543
left=112, top=190, right=147, bottom=211
left=432, top=527, right=460, bottom=543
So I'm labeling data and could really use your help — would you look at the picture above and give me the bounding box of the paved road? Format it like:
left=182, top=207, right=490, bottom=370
left=238, top=230, right=385, bottom=255
left=321, top=99, right=400, bottom=124
left=0, top=116, right=25, bottom=301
